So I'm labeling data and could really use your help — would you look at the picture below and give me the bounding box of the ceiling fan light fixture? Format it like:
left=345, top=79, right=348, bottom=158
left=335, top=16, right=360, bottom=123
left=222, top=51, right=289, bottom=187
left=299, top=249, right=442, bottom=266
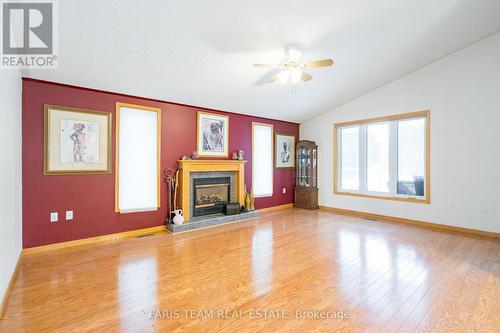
left=254, top=46, right=333, bottom=85
left=290, top=68, right=301, bottom=84
left=288, top=48, right=302, bottom=63
left=278, top=70, right=290, bottom=83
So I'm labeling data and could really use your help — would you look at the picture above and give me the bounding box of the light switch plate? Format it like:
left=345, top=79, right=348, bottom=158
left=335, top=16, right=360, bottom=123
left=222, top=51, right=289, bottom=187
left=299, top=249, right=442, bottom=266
left=66, top=210, right=73, bottom=220
left=50, top=212, right=58, bottom=222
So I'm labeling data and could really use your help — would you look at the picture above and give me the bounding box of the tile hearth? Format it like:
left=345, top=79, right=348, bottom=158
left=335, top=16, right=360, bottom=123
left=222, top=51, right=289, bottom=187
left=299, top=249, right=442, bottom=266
left=166, top=211, right=258, bottom=233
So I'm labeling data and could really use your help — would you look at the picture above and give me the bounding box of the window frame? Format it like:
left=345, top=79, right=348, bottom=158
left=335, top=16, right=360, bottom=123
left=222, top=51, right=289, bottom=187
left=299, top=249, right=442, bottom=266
left=333, top=110, right=430, bottom=204
left=252, top=122, right=274, bottom=198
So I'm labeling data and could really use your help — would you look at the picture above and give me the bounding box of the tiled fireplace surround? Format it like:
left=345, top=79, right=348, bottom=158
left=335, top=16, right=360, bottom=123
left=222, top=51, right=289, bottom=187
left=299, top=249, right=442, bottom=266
left=166, top=160, right=258, bottom=233
left=189, top=171, right=237, bottom=220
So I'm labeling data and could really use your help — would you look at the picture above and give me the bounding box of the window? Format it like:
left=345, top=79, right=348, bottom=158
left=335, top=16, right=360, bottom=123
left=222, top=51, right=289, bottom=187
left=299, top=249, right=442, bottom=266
left=340, top=126, right=359, bottom=190
left=252, top=122, right=273, bottom=197
left=116, top=103, right=161, bottom=213
left=397, top=118, right=425, bottom=196
left=367, top=122, right=390, bottom=193
left=334, top=111, right=429, bottom=203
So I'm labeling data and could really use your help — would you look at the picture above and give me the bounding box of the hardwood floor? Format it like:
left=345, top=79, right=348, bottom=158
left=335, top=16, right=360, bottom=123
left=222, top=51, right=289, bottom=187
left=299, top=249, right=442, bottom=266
left=1, top=208, right=499, bottom=332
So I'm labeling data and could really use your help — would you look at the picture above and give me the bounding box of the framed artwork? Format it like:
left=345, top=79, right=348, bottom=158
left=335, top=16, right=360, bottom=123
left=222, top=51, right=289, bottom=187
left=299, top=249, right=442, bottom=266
left=275, top=133, right=295, bottom=168
left=44, top=104, right=112, bottom=174
left=196, top=111, right=229, bottom=157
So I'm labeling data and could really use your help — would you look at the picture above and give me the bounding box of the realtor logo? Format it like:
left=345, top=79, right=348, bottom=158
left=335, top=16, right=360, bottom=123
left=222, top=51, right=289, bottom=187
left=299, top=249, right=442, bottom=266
left=1, top=0, right=57, bottom=68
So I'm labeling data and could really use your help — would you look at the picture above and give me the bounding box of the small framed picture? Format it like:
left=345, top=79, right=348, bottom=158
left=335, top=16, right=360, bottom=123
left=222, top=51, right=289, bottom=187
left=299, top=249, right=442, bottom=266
left=275, top=133, right=295, bottom=168
left=197, top=111, right=229, bottom=157
left=44, top=105, right=112, bottom=174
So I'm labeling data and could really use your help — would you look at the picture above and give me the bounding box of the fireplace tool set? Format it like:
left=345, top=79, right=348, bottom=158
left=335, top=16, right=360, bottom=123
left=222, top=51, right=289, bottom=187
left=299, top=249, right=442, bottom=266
left=165, top=168, right=180, bottom=224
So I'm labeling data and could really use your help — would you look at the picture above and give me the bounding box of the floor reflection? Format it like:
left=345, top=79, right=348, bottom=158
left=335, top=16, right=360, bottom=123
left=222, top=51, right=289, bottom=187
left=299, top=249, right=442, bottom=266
left=3, top=209, right=497, bottom=332
left=251, top=225, right=273, bottom=296
left=119, top=257, right=158, bottom=331
left=336, top=227, right=429, bottom=311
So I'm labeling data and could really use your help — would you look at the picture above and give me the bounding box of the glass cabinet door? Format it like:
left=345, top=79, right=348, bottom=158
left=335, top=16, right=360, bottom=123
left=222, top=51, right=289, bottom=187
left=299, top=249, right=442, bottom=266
left=297, top=147, right=311, bottom=187
left=295, top=141, right=318, bottom=188
left=311, top=147, right=317, bottom=187
left=294, top=140, right=319, bottom=209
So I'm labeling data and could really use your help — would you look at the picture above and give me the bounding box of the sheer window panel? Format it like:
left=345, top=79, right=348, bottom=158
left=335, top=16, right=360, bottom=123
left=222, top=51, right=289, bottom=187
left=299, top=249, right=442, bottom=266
left=252, top=123, right=273, bottom=197
left=117, top=104, right=160, bottom=213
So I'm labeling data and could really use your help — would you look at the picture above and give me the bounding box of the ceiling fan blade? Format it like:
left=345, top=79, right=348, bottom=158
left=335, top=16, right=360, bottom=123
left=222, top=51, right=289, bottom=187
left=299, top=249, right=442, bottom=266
left=267, top=75, right=279, bottom=83
left=255, top=68, right=281, bottom=86
left=301, top=70, right=312, bottom=81
left=305, top=59, right=334, bottom=68
left=253, top=63, right=279, bottom=68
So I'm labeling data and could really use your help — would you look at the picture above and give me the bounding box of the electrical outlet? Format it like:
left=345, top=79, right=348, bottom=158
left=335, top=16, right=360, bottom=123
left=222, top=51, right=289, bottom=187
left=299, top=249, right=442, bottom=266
left=480, top=201, right=488, bottom=213
left=66, top=210, right=73, bottom=220
left=282, top=188, right=286, bottom=194
left=50, top=212, right=58, bottom=222
left=447, top=200, right=454, bottom=208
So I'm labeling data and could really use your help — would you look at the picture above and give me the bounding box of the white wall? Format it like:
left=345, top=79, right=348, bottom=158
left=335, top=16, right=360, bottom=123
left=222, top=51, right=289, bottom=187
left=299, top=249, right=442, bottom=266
left=301, top=32, right=500, bottom=233
left=0, top=68, right=23, bottom=306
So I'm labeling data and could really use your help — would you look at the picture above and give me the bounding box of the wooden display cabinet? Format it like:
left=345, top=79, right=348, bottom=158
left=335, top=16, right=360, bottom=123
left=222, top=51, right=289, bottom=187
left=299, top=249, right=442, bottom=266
left=294, top=140, right=319, bottom=209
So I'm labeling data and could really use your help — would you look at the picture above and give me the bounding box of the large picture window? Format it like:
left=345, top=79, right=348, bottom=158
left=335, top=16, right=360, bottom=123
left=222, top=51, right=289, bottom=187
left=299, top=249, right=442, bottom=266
left=252, top=122, right=274, bottom=197
left=334, top=111, right=430, bottom=203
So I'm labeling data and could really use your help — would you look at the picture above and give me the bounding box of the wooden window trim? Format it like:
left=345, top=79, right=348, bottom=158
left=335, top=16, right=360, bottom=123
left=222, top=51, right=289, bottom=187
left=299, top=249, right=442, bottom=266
left=333, top=110, right=430, bottom=204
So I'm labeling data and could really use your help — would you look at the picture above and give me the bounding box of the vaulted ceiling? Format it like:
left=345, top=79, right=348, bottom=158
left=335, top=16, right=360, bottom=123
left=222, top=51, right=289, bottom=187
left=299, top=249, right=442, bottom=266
left=27, top=0, right=500, bottom=123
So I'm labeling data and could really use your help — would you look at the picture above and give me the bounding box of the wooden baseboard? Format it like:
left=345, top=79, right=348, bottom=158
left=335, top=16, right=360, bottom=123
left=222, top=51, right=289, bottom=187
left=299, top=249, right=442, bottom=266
left=319, top=206, right=500, bottom=240
left=23, top=225, right=167, bottom=255
left=23, top=205, right=294, bottom=253
left=258, top=203, right=293, bottom=213
left=0, top=252, right=22, bottom=319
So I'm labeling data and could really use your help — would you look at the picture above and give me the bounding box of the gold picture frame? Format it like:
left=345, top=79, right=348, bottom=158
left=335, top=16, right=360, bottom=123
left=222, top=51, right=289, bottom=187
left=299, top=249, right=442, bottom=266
left=44, top=104, right=112, bottom=174
left=196, top=111, right=229, bottom=157
left=275, top=133, right=295, bottom=168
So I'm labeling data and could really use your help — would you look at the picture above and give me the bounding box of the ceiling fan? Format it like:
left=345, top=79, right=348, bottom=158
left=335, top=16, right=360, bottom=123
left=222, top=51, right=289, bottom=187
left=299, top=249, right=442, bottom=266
left=253, top=46, right=334, bottom=84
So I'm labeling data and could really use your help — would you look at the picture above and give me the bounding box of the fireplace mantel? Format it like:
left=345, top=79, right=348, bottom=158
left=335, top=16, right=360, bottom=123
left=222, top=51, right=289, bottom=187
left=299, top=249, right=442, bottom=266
left=177, top=160, right=247, bottom=221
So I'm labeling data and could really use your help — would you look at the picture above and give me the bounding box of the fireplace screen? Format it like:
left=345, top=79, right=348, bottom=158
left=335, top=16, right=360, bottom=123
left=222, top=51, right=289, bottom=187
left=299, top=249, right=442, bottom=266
left=195, top=184, right=229, bottom=208
left=193, top=177, right=230, bottom=217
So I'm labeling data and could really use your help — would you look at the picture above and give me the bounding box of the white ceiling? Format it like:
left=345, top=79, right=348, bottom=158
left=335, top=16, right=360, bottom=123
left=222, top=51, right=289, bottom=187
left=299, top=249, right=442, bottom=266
left=28, top=0, right=500, bottom=123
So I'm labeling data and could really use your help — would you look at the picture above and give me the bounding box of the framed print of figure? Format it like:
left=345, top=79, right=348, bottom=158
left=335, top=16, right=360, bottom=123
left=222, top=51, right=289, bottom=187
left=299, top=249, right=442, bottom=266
left=197, top=111, right=229, bottom=157
left=275, top=133, right=295, bottom=168
left=44, top=105, right=111, bottom=174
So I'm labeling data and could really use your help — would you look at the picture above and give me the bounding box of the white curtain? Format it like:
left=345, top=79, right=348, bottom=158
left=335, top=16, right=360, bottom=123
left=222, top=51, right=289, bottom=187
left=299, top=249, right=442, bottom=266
left=118, top=106, right=159, bottom=213
left=252, top=123, right=273, bottom=196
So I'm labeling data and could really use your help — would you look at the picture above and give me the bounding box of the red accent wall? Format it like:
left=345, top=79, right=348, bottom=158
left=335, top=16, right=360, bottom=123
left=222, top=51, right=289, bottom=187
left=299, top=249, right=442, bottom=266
left=22, top=78, right=299, bottom=248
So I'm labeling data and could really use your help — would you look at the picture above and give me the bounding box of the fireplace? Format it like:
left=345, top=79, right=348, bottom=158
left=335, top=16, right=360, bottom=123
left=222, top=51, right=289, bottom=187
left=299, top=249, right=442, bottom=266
left=178, top=160, right=245, bottom=221
left=193, top=177, right=230, bottom=217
